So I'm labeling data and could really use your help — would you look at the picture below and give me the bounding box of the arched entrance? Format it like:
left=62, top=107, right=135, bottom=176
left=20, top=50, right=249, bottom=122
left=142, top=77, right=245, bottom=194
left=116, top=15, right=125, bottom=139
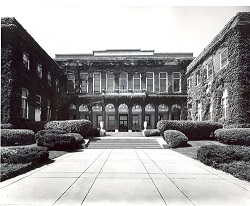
left=119, top=104, right=128, bottom=132
left=105, top=103, right=115, bottom=132
left=132, top=104, right=142, bottom=131
left=172, top=104, right=181, bottom=120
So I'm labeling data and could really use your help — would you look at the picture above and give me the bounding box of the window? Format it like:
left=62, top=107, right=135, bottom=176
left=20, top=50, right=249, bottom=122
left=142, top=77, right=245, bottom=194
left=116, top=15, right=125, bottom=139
left=197, top=102, right=202, bottom=121
left=132, top=115, right=139, bottom=127
left=173, top=72, right=181, bottom=93
left=133, top=73, right=141, bottom=90
left=47, top=101, right=51, bottom=121
left=209, top=101, right=213, bottom=121
left=80, top=72, right=88, bottom=93
left=21, top=88, right=29, bottom=119
left=119, top=73, right=128, bottom=91
left=222, top=89, right=228, bottom=118
left=47, top=72, right=51, bottom=86
left=23, top=52, right=30, bottom=69
left=37, top=64, right=42, bottom=78
left=187, top=77, right=191, bottom=90
left=67, top=73, right=75, bottom=93
left=206, top=61, right=213, bottom=79
left=146, top=72, right=154, bottom=92
left=159, top=72, right=168, bottom=92
left=106, top=73, right=114, bottom=91
left=108, top=115, right=115, bottom=127
left=35, top=95, right=41, bottom=121
left=97, top=115, right=102, bottom=127
left=195, top=70, right=201, bottom=86
left=220, top=48, right=228, bottom=69
left=145, top=115, right=151, bottom=126
left=93, top=73, right=101, bottom=93
left=55, top=79, right=60, bottom=92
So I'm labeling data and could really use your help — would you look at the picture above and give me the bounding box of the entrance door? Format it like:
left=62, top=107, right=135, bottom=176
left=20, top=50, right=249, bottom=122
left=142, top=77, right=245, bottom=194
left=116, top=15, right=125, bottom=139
left=119, top=114, right=128, bottom=132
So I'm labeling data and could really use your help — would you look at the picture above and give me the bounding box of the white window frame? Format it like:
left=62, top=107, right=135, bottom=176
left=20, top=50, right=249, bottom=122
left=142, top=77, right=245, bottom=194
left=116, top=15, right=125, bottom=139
left=55, top=79, right=60, bottom=92
left=206, top=61, right=213, bottom=79
left=220, top=48, right=228, bottom=70
left=106, top=72, right=115, bottom=91
left=67, top=72, right=75, bottom=93
left=47, top=72, right=51, bottom=86
left=209, top=100, right=213, bottom=121
left=119, top=73, right=128, bottom=91
left=146, top=72, right=154, bottom=92
left=133, top=73, right=141, bottom=90
left=197, top=102, right=202, bottom=121
left=80, top=72, right=88, bottom=93
left=23, top=52, right=30, bottom=70
left=21, top=88, right=29, bottom=119
left=195, top=70, right=201, bottom=86
left=93, top=72, right=101, bottom=93
left=172, top=72, right=181, bottom=93
left=37, top=64, right=42, bottom=78
left=221, top=89, right=228, bottom=118
left=35, top=95, right=41, bottom=121
left=159, top=72, right=168, bottom=93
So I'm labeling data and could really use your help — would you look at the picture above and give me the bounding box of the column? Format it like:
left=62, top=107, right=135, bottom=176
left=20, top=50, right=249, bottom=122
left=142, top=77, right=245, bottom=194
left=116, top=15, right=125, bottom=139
left=102, top=105, right=106, bottom=130
left=141, top=105, right=145, bottom=131
left=128, top=106, right=132, bottom=132
left=76, top=105, right=80, bottom=119
left=115, top=104, right=119, bottom=132
left=155, top=105, right=158, bottom=129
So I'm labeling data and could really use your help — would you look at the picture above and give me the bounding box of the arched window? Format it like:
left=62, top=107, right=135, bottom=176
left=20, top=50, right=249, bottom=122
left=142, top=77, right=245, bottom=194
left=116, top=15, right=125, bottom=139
left=69, top=104, right=76, bottom=110
left=79, top=104, right=88, bottom=111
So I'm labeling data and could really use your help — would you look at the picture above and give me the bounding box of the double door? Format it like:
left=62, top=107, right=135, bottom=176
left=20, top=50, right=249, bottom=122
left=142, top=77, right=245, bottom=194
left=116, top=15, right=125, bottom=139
left=119, top=114, right=128, bottom=132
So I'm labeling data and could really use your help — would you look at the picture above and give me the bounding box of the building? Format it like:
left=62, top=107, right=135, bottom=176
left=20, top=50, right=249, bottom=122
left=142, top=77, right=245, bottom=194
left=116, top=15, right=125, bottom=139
left=55, top=50, right=193, bottom=132
left=1, top=17, right=66, bottom=127
left=186, top=12, right=250, bottom=128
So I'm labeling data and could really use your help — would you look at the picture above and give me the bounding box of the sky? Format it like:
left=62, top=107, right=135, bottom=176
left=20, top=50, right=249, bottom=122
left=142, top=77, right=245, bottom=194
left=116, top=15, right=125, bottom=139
left=1, top=0, right=249, bottom=58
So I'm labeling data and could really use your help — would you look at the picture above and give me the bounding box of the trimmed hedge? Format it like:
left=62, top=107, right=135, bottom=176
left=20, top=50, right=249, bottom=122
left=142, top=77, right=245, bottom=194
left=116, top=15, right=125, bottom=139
left=1, top=123, right=13, bottom=129
left=1, top=146, right=49, bottom=164
left=144, top=129, right=161, bottom=137
left=164, top=130, right=188, bottom=148
left=197, top=145, right=250, bottom=166
left=35, top=129, right=84, bottom=151
left=26, top=121, right=48, bottom=133
left=45, top=120, right=92, bottom=138
left=1, top=129, right=35, bottom=146
left=215, top=128, right=250, bottom=146
left=157, top=120, right=222, bottom=140
left=87, top=128, right=100, bottom=138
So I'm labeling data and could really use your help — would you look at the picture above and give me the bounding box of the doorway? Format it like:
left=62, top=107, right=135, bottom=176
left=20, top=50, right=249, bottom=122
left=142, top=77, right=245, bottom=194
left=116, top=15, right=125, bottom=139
left=119, top=114, right=128, bottom=132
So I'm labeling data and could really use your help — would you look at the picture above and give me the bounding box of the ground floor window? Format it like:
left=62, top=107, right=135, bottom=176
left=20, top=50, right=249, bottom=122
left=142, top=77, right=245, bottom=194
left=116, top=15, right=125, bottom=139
left=222, top=89, right=228, bottom=118
left=21, top=88, right=29, bottom=119
left=108, top=115, right=115, bottom=127
left=97, top=115, right=102, bottom=126
left=145, top=115, right=150, bottom=126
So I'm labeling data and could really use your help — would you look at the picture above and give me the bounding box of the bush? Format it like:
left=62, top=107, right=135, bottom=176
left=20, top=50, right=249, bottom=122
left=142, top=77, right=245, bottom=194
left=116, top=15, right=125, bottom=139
left=1, top=129, right=35, bottom=146
left=87, top=128, right=100, bottom=138
left=26, top=121, right=48, bottom=133
left=45, top=120, right=92, bottom=138
left=35, top=129, right=84, bottom=151
left=1, top=123, right=13, bottom=129
left=144, top=129, right=161, bottom=137
left=215, top=128, right=250, bottom=146
left=164, top=130, right=188, bottom=148
left=157, top=120, right=222, bottom=140
left=197, top=145, right=250, bottom=166
left=1, top=146, right=49, bottom=164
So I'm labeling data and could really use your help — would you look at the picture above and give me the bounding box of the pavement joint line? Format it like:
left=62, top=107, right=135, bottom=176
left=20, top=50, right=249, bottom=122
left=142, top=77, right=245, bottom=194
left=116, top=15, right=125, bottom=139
left=52, top=149, right=107, bottom=206
left=134, top=149, right=168, bottom=206
left=80, top=149, right=113, bottom=205
left=168, top=149, right=250, bottom=191
left=141, top=149, right=195, bottom=206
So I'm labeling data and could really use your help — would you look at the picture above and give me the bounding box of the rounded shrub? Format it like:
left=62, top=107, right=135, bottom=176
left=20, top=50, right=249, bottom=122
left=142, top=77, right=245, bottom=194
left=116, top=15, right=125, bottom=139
left=144, top=129, right=161, bottom=137
left=45, top=120, right=92, bottom=138
left=164, top=130, right=188, bottom=148
left=66, top=133, right=85, bottom=145
left=1, top=146, right=49, bottom=164
left=157, top=120, right=222, bottom=140
left=1, top=129, right=35, bottom=146
left=197, top=145, right=250, bottom=166
left=215, top=128, right=250, bottom=146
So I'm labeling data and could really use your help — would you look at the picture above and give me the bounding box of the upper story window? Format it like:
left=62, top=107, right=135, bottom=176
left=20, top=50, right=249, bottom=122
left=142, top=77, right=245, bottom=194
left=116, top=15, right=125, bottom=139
left=93, top=72, right=101, bottom=93
left=55, top=79, right=60, bottom=92
left=67, top=73, right=75, bottom=93
left=173, top=72, right=181, bottom=93
left=37, top=64, right=42, bottom=78
left=119, top=73, right=128, bottom=91
left=206, top=61, right=213, bottom=79
left=159, top=72, right=168, bottom=92
left=23, top=52, right=30, bottom=70
left=221, top=89, right=228, bottom=118
left=21, top=88, right=29, bottom=119
left=187, top=76, right=191, bottom=90
left=146, top=72, right=154, bottom=92
left=80, top=72, right=88, bottom=93
left=195, top=70, right=201, bottom=86
left=197, top=102, right=202, bottom=121
left=47, top=72, right=51, bottom=86
left=106, top=73, right=114, bottom=91
left=220, top=48, right=228, bottom=70
left=133, top=73, right=141, bottom=90
left=35, top=94, right=41, bottom=121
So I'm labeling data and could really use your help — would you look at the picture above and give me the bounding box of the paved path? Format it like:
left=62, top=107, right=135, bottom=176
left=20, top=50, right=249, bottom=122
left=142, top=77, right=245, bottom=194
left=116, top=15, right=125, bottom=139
left=1, top=149, right=250, bottom=206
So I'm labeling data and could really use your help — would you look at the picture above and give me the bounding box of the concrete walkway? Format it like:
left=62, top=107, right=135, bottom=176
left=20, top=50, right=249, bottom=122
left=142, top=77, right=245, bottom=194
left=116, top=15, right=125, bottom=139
left=1, top=149, right=250, bottom=206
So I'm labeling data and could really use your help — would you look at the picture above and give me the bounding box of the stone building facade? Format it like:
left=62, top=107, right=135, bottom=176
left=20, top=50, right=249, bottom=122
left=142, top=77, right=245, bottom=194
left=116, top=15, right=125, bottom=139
left=55, top=50, right=193, bottom=132
left=1, top=17, right=66, bottom=127
left=186, top=12, right=250, bottom=128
